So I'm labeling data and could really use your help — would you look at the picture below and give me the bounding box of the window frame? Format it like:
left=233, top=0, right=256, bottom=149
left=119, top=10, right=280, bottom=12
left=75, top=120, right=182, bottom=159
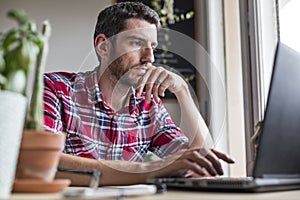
left=239, top=0, right=278, bottom=175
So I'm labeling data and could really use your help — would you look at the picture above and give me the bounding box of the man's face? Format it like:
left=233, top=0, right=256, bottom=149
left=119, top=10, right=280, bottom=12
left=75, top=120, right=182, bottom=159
left=107, top=18, right=158, bottom=87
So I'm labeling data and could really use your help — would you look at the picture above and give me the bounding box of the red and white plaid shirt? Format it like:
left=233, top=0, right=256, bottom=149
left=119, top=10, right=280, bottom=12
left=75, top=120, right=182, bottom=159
left=43, top=67, right=188, bottom=162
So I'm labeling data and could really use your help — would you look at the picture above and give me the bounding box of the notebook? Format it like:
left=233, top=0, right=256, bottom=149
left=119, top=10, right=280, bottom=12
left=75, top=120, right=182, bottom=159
left=147, top=41, right=300, bottom=192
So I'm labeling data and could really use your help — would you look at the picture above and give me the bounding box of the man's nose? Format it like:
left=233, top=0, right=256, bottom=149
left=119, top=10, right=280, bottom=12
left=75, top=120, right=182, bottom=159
left=140, top=47, right=155, bottom=63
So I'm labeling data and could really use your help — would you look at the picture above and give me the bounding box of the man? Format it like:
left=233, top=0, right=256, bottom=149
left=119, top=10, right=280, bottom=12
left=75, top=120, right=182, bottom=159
left=44, top=1, right=234, bottom=186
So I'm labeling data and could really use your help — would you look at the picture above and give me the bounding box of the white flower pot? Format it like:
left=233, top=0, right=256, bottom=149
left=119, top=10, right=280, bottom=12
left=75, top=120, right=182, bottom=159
left=0, top=91, right=27, bottom=199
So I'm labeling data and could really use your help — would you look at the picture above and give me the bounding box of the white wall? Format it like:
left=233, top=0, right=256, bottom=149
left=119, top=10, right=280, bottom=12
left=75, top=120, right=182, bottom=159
left=0, top=0, right=112, bottom=72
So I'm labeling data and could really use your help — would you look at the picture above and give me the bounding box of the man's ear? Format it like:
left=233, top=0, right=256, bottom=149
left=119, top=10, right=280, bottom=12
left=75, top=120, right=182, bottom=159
left=94, top=34, right=110, bottom=56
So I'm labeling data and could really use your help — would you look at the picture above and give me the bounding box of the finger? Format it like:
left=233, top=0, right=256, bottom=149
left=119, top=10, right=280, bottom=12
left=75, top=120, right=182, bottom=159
left=153, top=73, right=168, bottom=101
left=183, top=170, right=195, bottom=178
left=136, top=67, right=153, bottom=98
left=157, top=74, right=175, bottom=94
left=188, top=171, right=210, bottom=178
left=211, top=149, right=235, bottom=164
left=145, top=67, right=165, bottom=102
left=152, top=83, right=160, bottom=102
left=205, top=151, right=223, bottom=175
left=152, top=82, right=165, bottom=102
left=156, top=75, right=172, bottom=98
left=158, top=84, right=167, bottom=98
left=169, top=169, right=191, bottom=178
left=179, top=159, right=206, bottom=176
left=183, top=150, right=218, bottom=176
left=157, top=74, right=169, bottom=97
left=156, top=153, right=206, bottom=178
left=145, top=83, right=154, bottom=103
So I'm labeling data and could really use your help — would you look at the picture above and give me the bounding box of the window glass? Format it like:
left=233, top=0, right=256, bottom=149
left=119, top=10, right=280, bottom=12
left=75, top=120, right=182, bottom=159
left=279, top=0, right=300, bottom=53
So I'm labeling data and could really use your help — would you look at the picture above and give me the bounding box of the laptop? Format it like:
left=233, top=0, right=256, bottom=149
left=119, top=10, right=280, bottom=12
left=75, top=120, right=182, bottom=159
left=147, top=41, right=300, bottom=192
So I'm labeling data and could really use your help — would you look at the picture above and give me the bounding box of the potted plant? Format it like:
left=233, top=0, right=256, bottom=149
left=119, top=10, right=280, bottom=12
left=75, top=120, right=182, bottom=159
left=0, top=9, right=66, bottom=196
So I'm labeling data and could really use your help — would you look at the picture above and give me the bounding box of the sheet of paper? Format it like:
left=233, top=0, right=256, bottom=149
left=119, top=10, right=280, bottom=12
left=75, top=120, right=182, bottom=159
left=62, top=184, right=158, bottom=199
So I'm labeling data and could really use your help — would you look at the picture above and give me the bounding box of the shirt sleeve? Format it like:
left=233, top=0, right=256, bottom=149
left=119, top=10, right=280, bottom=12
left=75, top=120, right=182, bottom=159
left=43, top=74, right=64, bottom=133
left=149, top=100, right=189, bottom=158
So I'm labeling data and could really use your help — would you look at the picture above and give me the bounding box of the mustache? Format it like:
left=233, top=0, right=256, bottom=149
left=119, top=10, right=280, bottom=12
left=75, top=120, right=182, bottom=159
left=133, top=63, right=151, bottom=68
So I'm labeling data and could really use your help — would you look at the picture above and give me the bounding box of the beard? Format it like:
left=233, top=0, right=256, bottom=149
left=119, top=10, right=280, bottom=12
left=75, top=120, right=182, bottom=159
left=107, top=55, right=146, bottom=88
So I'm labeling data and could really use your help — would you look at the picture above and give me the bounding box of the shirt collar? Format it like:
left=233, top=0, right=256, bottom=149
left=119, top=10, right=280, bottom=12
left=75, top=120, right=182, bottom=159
left=83, top=67, right=140, bottom=115
left=128, top=87, right=139, bottom=115
left=81, top=67, right=102, bottom=104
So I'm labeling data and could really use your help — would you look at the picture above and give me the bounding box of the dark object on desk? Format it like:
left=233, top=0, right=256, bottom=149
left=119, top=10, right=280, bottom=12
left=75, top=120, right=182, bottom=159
left=57, top=168, right=101, bottom=188
left=148, top=41, right=300, bottom=192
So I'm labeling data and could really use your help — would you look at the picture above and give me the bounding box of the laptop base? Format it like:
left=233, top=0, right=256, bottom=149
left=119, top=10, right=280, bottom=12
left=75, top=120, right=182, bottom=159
left=148, top=177, right=300, bottom=193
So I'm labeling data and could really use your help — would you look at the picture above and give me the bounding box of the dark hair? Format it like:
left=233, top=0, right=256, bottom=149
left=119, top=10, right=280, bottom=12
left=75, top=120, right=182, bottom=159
left=94, top=2, right=160, bottom=42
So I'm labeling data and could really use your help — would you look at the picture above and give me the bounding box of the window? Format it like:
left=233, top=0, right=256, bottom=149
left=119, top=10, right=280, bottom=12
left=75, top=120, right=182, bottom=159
left=240, top=0, right=279, bottom=175
left=198, top=0, right=247, bottom=176
left=279, top=0, right=300, bottom=53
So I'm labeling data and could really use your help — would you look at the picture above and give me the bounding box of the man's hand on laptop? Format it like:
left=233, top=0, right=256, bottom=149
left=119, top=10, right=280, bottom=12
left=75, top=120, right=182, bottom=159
left=148, top=148, right=235, bottom=178
left=200, top=148, right=235, bottom=176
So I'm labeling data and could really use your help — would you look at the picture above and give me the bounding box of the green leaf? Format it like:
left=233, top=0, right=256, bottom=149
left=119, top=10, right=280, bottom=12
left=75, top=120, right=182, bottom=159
left=4, top=38, right=39, bottom=74
left=4, top=69, right=26, bottom=94
left=26, top=31, right=43, bottom=48
left=2, top=29, right=19, bottom=52
left=7, top=9, right=30, bottom=26
left=28, top=21, right=37, bottom=32
left=4, top=42, right=22, bottom=71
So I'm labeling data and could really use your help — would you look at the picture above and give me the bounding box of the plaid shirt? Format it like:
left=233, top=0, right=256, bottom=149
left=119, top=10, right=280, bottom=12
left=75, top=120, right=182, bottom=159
left=43, top=67, right=188, bottom=162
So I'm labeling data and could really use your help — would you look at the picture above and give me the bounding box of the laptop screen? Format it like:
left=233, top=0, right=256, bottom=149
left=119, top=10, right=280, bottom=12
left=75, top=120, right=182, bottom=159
left=254, top=42, right=300, bottom=178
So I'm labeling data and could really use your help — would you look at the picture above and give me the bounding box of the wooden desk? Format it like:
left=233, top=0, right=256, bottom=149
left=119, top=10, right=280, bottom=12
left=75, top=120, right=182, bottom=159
left=9, top=189, right=300, bottom=200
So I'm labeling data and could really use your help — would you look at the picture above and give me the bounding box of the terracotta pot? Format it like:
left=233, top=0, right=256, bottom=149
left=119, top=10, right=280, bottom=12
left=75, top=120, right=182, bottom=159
left=15, top=130, right=65, bottom=182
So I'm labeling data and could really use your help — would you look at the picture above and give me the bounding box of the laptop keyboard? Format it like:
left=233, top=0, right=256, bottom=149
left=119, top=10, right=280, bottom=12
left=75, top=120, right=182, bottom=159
left=150, top=177, right=256, bottom=189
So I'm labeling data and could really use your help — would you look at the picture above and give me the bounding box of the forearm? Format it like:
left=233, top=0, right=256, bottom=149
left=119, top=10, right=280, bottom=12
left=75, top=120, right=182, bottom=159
left=55, top=153, right=153, bottom=186
left=174, top=85, right=213, bottom=149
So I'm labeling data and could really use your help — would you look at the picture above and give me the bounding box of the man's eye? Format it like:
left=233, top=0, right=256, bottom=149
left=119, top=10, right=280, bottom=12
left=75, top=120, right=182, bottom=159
left=130, top=40, right=143, bottom=47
